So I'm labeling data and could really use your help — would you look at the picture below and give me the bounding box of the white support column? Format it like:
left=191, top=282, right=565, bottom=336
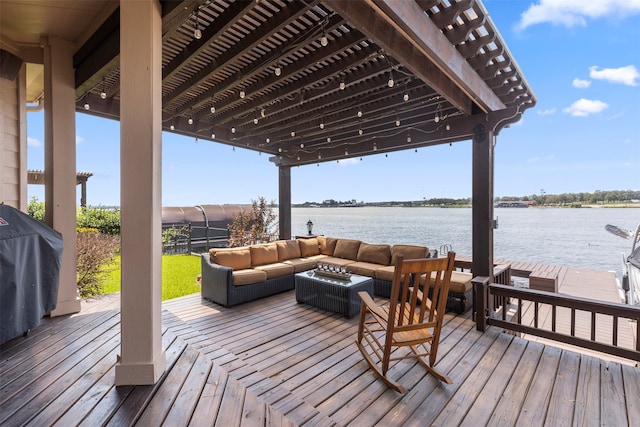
left=42, top=36, right=81, bottom=317
left=115, top=0, right=165, bottom=386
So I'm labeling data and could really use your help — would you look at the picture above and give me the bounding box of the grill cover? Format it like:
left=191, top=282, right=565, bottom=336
left=0, top=205, right=63, bottom=344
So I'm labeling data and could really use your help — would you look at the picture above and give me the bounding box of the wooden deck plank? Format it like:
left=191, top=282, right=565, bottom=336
left=188, top=366, right=229, bottom=427
left=0, top=321, right=120, bottom=423
left=400, top=328, right=500, bottom=426
left=457, top=336, right=527, bottom=426
left=161, top=352, right=213, bottom=426
left=573, top=354, right=601, bottom=425
left=214, top=374, right=248, bottom=426
left=430, top=331, right=514, bottom=426
left=24, top=333, right=120, bottom=426
left=240, top=388, right=266, bottom=426
left=487, top=340, right=545, bottom=426
left=545, top=350, right=580, bottom=424
left=516, top=345, right=563, bottom=427
left=621, top=364, right=640, bottom=424
left=600, top=360, right=627, bottom=426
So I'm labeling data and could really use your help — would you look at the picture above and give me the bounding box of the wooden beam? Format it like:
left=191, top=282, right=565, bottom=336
left=366, top=0, right=504, bottom=112
left=324, top=0, right=475, bottom=115
left=278, top=166, right=291, bottom=240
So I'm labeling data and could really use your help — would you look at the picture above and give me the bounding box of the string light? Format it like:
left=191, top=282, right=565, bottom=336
left=83, top=93, right=90, bottom=110
left=387, top=71, right=394, bottom=88
left=231, top=127, right=236, bottom=133
left=239, top=89, right=245, bottom=99
left=278, top=147, right=282, bottom=152
left=210, top=104, right=215, bottom=114
left=357, top=109, right=362, bottom=118
left=327, top=136, right=331, bottom=143
left=188, top=117, right=194, bottom=125
left=446, top=123, right=451, bottom=131
left=395, top=118, right=401, bottom=127
left=403, top=92, right=409, bottom=102
left=319, top=121, right=325, bottom=130
left=100, top=79, right=107, bottom=99
left=407, top=132, right=411, bottom=143
left=358, top=128, right=363, bottom=135
left=211, top=133, right=215, bottom=139
left=345, top=148, right=349, bottom=155
left=193, top=10, right=202, bottom=39
left=300, top=143, right=304, bottom=148
left=320, top=30, right=328, bottom=47
left=254, top=117, right=258, bottom=125
left=170, top=124, right=175, bottom=130
left=266, top=137, right=270, bottom=143
left=318, top=153, right=322, bottom=159
left=339, top=77, right=346, bottom=90
left=291, top=130, right=296, bottom=137
left=373, top=143, right=377, bottom=151
left=274, top=63, right=282, bottom=76
left=261, top=108, right=266, bottom=118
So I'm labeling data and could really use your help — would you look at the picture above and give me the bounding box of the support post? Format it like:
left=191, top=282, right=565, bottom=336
left=115, top=0, right=165, bottom=386
left=472, top=124, right=495, bottom=282
left=42, top=36, right=81, bottom=316
left=278, top=165, right=291, bottom=240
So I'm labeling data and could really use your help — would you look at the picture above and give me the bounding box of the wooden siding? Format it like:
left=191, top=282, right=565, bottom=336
left=0, top=73, right=22, bottom=208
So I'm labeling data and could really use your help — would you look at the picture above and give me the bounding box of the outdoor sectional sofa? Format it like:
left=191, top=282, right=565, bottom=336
left=200, top=236, right=474, bottom=312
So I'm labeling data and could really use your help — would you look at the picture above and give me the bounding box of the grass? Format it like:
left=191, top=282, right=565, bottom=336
left=100, top=254, right=202, bottom=301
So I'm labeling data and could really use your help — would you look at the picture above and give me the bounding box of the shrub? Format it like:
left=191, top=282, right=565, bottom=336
left=76, top=229, right=120, bottom=298
left=77, top=206, right=121, bottom=235
left=228, top=197, right=278, bottom=247
left=27, top=196, right=45, bottom=221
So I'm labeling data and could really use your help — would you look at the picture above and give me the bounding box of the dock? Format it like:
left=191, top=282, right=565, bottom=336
left=455, top=254, right=636, bottom=365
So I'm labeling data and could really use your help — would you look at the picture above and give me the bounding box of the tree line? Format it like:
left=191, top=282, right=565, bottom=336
left=495, top=190, right=640, bottom=206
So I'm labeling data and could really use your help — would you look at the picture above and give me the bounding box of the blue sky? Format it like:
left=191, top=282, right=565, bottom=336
left=26, top=0, right=639, bottom=207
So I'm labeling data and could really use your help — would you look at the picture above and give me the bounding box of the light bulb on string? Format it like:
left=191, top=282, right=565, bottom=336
left=188, top=117, right=194, bottom=125
left=100, top=80, right=107, bottom=99
left=403, top=92, right=409, bottom=102
left=211, top=133, right=215, bottom=139
left=274, top=64, right=282, bottom=76
left=357, top=109, right=362, bottom=118
left=327, top=137, right=331, bottom=143
left=83, top=93, right=90, bottom=110
left=339, top=78, right=345, bottom=90
left=387, top=71, right=394, bottom=88
left=170, top=124, right=175, bottom=131
left=231, top=127, right=236, bottom=133
left=373, top=143, right=377, bottom=151
left=239, top=89, right=245, bottom=99
left=358, top=128, right=363, bottom=135
left=319, top=121, right=325, bottom=130
left=320, top=31, right=328, bottom=47
left=193, top=10, right=202, bottom=39
left=291, top=130, right=295, bottom=137
left=210, top=104, right=215, bottom=114
left=395, top=118, right=401, bottom=127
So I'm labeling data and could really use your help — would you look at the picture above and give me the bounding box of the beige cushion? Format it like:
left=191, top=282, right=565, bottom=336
left=321, top=256, right=357, bottom=268
left=276, top=240, right=301, bottom=261
left=211, top=247, right=251, bottom=270
left=232, top=269, right=267, bottom=286
left=374, top=265, right=396, bottom=282
left=250, top=243, right=278, bottom=266
left=283, top=257, right=318, bottom=273
left=298, top=238, right=320, bottom=257
left=333, top=239, right=361, bottom=260
left=391, top=244, right=428, bottom=265
left=357, top=243, right=391, bottom=266
left=254, top=262, right=295, bottom=279
left=429, top=271, right=472, bottom=293
left=348, top=261, right=383, bottom=277
left=317, top=236, right=337, bottom=256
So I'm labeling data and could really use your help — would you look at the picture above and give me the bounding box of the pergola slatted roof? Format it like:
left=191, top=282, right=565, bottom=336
left=75, top=0, right=535, bottom=167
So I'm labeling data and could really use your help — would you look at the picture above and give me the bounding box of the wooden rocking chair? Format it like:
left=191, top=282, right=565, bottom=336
left=356, top=252, right=456, bottom=393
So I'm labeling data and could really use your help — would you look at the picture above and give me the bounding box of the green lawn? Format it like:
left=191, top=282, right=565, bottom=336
left=100, top=254, right=202, bottom=301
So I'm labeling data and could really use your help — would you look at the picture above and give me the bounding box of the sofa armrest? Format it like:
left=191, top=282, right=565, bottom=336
left=201, top=254, right=233, bottom=306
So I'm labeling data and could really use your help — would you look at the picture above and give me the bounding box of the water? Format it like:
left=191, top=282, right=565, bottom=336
left=292, top=207, right=638, bottom=280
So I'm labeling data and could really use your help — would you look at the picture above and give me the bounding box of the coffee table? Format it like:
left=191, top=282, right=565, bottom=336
left=294, top=270, right=374, bottom=318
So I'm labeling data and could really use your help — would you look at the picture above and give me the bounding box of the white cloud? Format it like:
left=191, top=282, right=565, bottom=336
left=27, top=137, right=41, bottom=147
left=572, top=78, right=591, bottom=88
left=517, top=0, right=640, bottom=30
left=76, top=135, right=85, bottom=144
left=537, top=107, right=557, bottom=116
left=563, top=98, right=609, bottom=116
left=589, top=65, right=640, bottom=86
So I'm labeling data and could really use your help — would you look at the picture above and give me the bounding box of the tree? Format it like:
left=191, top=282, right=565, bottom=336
left=228, top=197, right=278, bottom=247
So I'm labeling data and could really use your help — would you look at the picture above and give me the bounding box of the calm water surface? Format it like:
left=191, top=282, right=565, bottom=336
left=292, top=207, right=639, bottom=280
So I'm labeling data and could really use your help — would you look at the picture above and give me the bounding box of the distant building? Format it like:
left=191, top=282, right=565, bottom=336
left=495, top=200, right=535, bottom=208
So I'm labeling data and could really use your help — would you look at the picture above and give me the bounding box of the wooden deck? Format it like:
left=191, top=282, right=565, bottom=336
left=2, top=283, right=640, bottom=426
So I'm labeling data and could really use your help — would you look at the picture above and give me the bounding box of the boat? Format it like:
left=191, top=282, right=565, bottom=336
left=606, top=222, right=640, bottom=304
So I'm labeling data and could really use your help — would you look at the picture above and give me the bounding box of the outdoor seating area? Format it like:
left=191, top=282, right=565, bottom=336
left=200, top=236, right=475, bottom=312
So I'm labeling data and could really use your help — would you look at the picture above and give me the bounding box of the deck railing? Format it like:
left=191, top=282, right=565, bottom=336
left=474, top=277, right=640, bottom=362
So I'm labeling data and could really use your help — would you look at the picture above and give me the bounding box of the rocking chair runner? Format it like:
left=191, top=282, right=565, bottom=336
left=356, top=252, right=456, bottom=393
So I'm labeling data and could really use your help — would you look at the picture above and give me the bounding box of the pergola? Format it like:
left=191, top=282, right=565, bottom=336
left=27, top=170, right=93, bottom=207
left=0, top=0, right=535, bottom=386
